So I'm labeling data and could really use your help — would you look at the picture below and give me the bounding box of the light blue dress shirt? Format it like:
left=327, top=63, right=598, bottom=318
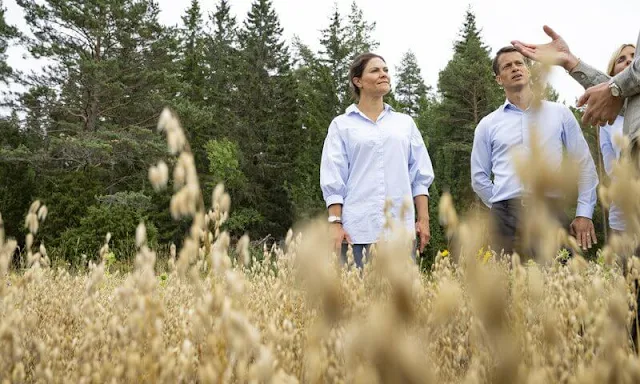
left=471, top=99, right=598, bottom=219
left=320, top=103, right=435, bottom=244
left=599, top=115, right=625, bottom=231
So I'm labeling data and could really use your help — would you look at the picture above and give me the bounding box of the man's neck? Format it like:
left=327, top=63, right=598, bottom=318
left=505, top=87, right=533, bottom=111
left=357, top=96, right=385, bottom=122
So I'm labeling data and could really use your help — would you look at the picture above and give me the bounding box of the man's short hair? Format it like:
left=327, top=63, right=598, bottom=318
left=492, top=46, right=520, bottom=75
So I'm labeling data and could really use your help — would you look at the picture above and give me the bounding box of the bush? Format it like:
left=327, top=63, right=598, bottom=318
left=57, top=192, right=158, bottom=265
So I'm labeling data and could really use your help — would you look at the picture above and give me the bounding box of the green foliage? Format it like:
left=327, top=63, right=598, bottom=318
left=205, top=138, right=246, bottom=193
left=225, top=208, right=264, bottom=238
left=57, top=192, right=158, bottom=263
left=395, top=50, right=431, bottom=117
left=0, top=2, right=606, bottom=271
left=430, top=8, right=503, bottom=213
left=0, top=0, right=20, bottom=84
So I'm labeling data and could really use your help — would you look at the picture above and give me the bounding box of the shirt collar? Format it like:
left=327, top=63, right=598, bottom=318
left=346, top=103, right=394, bottom=116
left=501, top=96, right=537, bottom=113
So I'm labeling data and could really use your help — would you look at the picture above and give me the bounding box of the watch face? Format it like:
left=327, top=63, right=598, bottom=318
left=610, top=83, right=621, bottom=97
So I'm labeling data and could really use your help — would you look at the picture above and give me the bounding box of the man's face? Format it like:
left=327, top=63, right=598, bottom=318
left=495, top=51, right=530, bottom=91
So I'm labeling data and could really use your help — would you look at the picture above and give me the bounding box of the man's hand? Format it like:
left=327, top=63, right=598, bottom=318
left=570, top=216, right=597, bottom=251
left=330, top=222, right=351, bottom=254
left=577, top=82, right=625, bottom=127
left=415, top=217, right=431, bottom=253
left=511, top=25, right=579, bottom=70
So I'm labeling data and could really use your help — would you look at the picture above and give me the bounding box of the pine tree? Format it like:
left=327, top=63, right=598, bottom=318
left=11, top=0, right=176, bottom=251
left=16, top=0, right=178, bottom=132
left=395, top=50, right=431, bottom=117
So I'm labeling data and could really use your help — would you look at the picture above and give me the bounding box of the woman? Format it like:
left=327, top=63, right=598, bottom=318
left=599, top=44, right=635, bottom=235
left=319, top=53, right=435, bottom=268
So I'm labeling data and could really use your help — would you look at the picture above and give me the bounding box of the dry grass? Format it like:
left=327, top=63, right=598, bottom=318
left=3, top=64, right=640, bottom=382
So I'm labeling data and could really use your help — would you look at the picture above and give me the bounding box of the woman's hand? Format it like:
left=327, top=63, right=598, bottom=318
left=330, top=222, right=352, bottom=254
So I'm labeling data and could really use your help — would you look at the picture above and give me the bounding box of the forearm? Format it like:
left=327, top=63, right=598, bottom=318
left=568, top=60, right=611, bottom=90
left=575, top=163, right=598, bottom=219
left=613, top=58, right=640, bottom=98
left=414, top=195, right=429, bottom=220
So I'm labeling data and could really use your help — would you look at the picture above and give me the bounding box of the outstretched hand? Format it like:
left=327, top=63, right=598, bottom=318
left=511, top=25, right=578, bottom=70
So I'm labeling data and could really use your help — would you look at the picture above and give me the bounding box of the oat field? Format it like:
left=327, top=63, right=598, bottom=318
left=3, top=104, right=640, bottom=384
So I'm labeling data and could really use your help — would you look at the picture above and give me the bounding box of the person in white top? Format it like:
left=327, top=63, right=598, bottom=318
left=599, top=43, right=636, bottom=234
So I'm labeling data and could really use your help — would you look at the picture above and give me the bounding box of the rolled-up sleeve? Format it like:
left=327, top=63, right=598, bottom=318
left=408, top=119, right=434, bottom=197
left=320, top=120, right=348, bottom=207
left=562, top=108, right=598, bottom=219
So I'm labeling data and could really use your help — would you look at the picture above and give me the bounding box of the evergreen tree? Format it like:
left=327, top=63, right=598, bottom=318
left=204, top=0, right=240, bottom=136
left=237, top=0, right=301, bottom=237
left=0, top=0, right=19, bottom=86
left=319, top=4, right=350, bottom=112
left=207, top=0, right=239, bottom=109
left=16, top=0, right=178, bottom=133
left=179, top=0, right=206, bottom=103
left=432, top=8, right=502, bottom=212
left=345, top=0, right=378, bottom=58
left=10, top=0, right=177, bottom=251
left=287, top=37, right=336, bottom=220
left=395, top=50, right=431, bottom=117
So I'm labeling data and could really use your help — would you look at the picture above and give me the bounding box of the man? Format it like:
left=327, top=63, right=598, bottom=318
left=511, top=26, right=640, bottom=144
left=471, top=46, right=599, bottom=256
left=513, top=27, right=640, bottom=353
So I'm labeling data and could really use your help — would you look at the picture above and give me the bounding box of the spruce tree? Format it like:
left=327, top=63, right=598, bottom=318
left=0, top=0, right=19, bottom=86
left=395, top=50, right=431, bottom=117
left=432, top=7, right=502, bottom=212
left=237, top=0, right=301, bottom=237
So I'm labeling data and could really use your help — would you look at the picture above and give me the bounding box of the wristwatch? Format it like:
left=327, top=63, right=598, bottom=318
left=609, top=79, right=622, bottom=97
left=328, top=215, right=342, bottom=224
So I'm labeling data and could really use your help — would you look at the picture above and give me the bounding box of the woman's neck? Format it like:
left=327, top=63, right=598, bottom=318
left=357, top=95, right=385, bottom=122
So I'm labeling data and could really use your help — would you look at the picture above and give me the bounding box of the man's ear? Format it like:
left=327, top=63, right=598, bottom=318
left=495, top=74, right=503, bottom=87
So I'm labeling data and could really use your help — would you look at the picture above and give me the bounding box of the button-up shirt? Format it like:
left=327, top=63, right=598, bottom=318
left=320, top=103, right=435, bottom=244
left=599, top=115, right=625, bottom=230
left=471, top=99, right=598, bottom=219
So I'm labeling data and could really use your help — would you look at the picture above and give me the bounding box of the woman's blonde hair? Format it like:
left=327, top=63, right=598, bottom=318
left=607, top=44, right=636, bottom=76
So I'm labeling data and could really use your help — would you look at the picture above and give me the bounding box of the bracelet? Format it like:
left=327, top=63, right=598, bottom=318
left=566, top=57, right=581, bottom=73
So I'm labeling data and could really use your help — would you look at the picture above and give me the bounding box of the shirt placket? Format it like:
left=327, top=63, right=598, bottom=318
left=521, top=110, right=529, bottom=150
left=376, top=115, right=386, bottom=232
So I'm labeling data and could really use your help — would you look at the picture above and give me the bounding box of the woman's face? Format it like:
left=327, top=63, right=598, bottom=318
left=353, top=57, right=391, bottom=98
left=612, top=45, right=635, bottom=76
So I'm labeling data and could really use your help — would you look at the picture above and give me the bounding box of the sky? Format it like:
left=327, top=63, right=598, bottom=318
left=4, top=0, right=640, bottom=106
